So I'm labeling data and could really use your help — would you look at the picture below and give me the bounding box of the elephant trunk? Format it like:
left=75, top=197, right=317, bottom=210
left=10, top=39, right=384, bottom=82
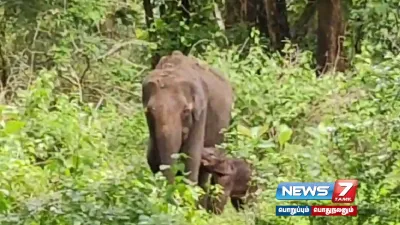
left=155, top=123, right=182, bottom=184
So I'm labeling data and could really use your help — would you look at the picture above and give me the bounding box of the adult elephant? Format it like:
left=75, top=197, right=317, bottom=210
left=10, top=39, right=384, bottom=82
left=141, top=51, right=234, bottom=189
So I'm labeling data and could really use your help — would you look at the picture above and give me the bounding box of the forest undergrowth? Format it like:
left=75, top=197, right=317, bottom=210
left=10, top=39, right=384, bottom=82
left=1, top=40, right=400, bottom=224
left=1, top=0, right=400, bottom=224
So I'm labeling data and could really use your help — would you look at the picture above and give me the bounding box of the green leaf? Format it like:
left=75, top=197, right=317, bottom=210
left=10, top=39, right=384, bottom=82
left=0, top=197, right=8, bottom=212
left=3, top=120, right=25, bottom=134
left=257, top=124, right=270, bottom=137
left=237, top=124, right=252, bottom=137
left=250, top=125, right=269, bottom=138
left=278, top=124, right=293, bottom=146
left=0, top=189, right=9, bottom=196
left=304, top=127, right=319, bottom=138
left=257, top=140, right=276, bottom=149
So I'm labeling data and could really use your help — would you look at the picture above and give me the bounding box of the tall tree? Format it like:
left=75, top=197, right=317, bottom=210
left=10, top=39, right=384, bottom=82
left=316, top=0, right=346, bottom=76
left=0, top=18, right=8, bottom=89
left=143, top=0, right=154, bottom=29
left=224, top=0, right=257, bottom=28
left=263, top=0, right=291, bottom=50
left=291, top=0, right=317, bottom=41
left=181, top=0, right=190, bottom=22
left=143, top=0, right=159, bottom=68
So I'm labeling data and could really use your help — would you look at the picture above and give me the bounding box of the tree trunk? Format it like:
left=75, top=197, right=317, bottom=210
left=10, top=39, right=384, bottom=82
left=224, top=0, right=241, bottom=28
left=316, top=0, right=346, bottom=76
left=224, top=0, right=257, bottom=28
left=0, top=44, right=8, bottom=90
left=244, top=0, right=258, bottom=25
left=276, top=0, right=290, bottom=39
left=160, top=3, right=166, bottom=17
left=181, top=0, right=190, bottom=22
left=257, top=1, right=269, bottom=36
left=263, top=0, right=290, bottom=51
left=291, top=0, right=317, bottom=41
left=0, top=18, right=8, bottom=90
left=143, top=0, right=154, bottom=29
left=143, top=0, right=158, bottom=68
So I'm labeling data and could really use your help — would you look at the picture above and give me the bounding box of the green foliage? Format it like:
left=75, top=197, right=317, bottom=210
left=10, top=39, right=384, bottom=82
left=347, top=0, right=400, bottom=61
left=1, top=39, right=400, bottom=224
left=0, top=70, right=210, bottom=224
left=149, top=0, right=225, bottom=56
left=1, top=0, right=400, bottom=224
left=199, top=41, right=400, bottom=224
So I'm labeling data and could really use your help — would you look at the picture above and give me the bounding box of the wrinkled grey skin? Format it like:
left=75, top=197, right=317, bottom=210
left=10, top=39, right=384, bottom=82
left=141, top=51, right=234, bottom=190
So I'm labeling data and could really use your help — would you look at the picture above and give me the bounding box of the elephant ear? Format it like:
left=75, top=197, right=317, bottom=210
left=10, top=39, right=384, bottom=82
left=141, top=78, right=157, bottom=108
left=191, top=79, right=207, bottom=121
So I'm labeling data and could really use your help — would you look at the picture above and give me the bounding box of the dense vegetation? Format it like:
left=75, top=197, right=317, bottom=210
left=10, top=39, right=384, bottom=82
left=1, top=0, right=400, bottom=224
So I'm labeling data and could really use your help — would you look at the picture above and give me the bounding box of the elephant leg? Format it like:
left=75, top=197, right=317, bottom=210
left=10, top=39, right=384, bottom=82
left=231, top=197, right=245, bottom=211
left=197, top=166, right=211, bottom=209
left=198, top=166, right=210, bottom=189
left=210, top=191, right=229, bottom=215
left=203, top=176, right=229, bottom=214
left=146, top=139, right=160, bottom=174
left=198, top=193, right=209, bottom=210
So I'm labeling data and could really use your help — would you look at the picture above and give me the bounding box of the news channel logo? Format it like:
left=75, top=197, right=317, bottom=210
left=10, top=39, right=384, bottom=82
left=275, top=179, right=359, bottom=217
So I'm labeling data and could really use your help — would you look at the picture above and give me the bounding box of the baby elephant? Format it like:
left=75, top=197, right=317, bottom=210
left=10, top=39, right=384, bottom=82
left=201, top=147, right=258, bottom=214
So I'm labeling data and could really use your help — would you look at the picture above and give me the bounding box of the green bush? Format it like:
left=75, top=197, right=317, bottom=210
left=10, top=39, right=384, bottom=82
left=1, top=39, right=400, bottom=224
left=1, top=1, right=400, bottom=223
left=202, top=41, right=400, bottom=224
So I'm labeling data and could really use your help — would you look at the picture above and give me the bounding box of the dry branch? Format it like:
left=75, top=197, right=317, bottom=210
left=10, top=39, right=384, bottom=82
left=97, top=40, right=154, bottom=62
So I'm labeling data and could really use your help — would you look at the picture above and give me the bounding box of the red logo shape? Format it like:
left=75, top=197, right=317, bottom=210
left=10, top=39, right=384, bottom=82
left=331, top=179, right=358, bottom=203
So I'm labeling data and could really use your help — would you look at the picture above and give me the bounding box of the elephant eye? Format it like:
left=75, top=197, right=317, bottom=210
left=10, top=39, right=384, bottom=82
left=182, top=107, right=191, bottom=117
